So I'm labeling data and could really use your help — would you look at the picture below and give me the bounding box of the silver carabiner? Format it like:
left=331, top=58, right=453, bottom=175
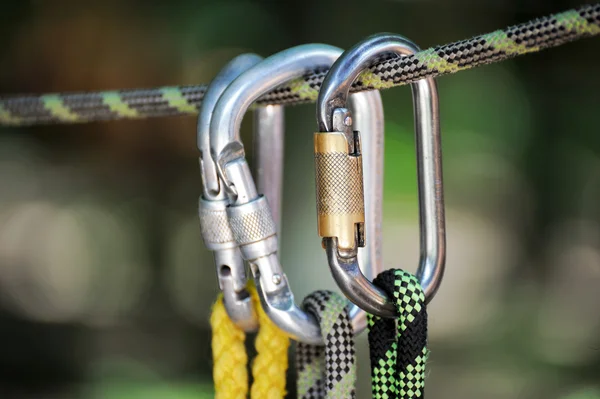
left=198, top=54, right=284, bottom=331
left=210, top=44, right=384, bottom=344
left=316, top=33, right=446, bottom=318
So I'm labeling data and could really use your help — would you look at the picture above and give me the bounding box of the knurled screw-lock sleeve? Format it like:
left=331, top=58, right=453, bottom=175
left=226, top=195, right=278, bottom=261
left=314, top=131, right=365, bottom=251
left=199, top=197, right=237, bottom=250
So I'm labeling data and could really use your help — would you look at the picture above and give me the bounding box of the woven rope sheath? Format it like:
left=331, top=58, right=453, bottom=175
left=296, top=291, right=356, bottom=399
left=368, top=269, right=428, bottom=399
left=249, top=285, right=290, bottom=398
left=1, top=4, right=598, bottom=125
left=210, top=295, right=249, bottom=399
left=210, top=284, right=289, bottom=399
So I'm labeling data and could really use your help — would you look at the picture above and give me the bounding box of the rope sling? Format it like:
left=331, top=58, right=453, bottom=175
left=212, top=289, right=360, bottom=399
left=210, top=284, right=289, bottom=399
left=296, top=291, right=357, bottom=399
left=368, top=270, right=428, bottom=399
left=212, top=275, right=428, bottom=399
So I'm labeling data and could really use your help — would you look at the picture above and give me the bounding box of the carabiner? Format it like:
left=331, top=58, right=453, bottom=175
left=315, top=33, right=446, bottom=318
left=198, top=54, right=284, bottom=331
left=210, top=44, right=384, bottom=344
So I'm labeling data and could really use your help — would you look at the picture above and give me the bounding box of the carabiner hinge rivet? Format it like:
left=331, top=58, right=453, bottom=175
left=272, top=273, right=282, bottom=285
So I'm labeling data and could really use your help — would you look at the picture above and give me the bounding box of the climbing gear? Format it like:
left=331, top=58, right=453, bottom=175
left=201, top=56, right=288, bottom=399
left=314, top=33, right=446, bottom=318
left=210, top=43, right=384, bottom=344
left=296, top=291, right=357, bottom=399
left=248, top=285, right=289, bottom=398
left=1, top=3, right=599, bottom=396
left=367, top=269, right=428, bottom=399
left=210, top=283, right=289, bottom=399
left=3, top=4, right=598, bottom=126
left=198, top=54, right=284, bottom=331
left=254, top=103, right=285, bottom=235
left=210, top=296, right=249, bottom=398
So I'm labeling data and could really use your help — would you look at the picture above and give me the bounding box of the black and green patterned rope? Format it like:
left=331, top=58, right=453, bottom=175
left=296, top=290, right=356, bottom=399
left=1, top=3, right=599, bottom=126
left=368, top=269, right=428, bottom=399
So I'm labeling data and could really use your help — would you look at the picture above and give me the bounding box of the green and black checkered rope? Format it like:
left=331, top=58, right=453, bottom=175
left=368, top=269, right=428, bottom=399
left=1, top=3, right=599, bottom=126
left=296, top=290, right=356, bottom=399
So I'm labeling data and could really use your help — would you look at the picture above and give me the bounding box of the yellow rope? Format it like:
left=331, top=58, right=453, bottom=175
left=250, top=286, right=289, bottom=398
left=210, top=295, right=248, bottom=399
left=210, top=284, right=290, bottom=399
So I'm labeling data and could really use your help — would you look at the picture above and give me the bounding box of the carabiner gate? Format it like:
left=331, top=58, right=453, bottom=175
left=210, top=44, right=385, bottom=344
left=315, top=33, right=447, bottom=318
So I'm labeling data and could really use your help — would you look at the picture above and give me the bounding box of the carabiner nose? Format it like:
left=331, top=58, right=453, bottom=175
left=199, top=54, right=262, bottom=199
left=198, top=54, right=284, bottom=331
left=316, top=33, right=446, bottom=317
left=210, top=44, right=385, bottom=344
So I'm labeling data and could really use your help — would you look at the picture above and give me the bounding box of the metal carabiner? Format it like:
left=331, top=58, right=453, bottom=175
left=315, top=33, right=446, bottom=318
left=210, top=44, right=384, bottom=344
left=198, top=54, right=284, bottom=331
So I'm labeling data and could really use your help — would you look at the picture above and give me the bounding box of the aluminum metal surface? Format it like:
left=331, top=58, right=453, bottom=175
left=254, top=105, right=285, bottom=235
left=197, top=54, right=284, bottom=331
left=317, top=33, right=446, bottom=314
left=198, top=54, right=261, bottom=200
left=210, top=44, right=385, bottom=344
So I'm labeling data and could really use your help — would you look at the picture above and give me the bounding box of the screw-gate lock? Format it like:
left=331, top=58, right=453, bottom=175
left=314, top=114, right=366, bottom=254
left=197, top=53, right=284, bottom=332
left=210, top=43, right=386, bottom=345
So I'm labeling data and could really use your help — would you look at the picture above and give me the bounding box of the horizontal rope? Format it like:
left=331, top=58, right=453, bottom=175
left=1, top=3, right=599, bottom=126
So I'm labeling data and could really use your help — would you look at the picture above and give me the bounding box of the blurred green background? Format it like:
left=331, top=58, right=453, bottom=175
left=0, top=0, right=599, bottom=398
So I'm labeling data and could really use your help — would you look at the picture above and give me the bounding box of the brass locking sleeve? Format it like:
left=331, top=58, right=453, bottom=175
left=314, top=131, right=365, bottom=251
